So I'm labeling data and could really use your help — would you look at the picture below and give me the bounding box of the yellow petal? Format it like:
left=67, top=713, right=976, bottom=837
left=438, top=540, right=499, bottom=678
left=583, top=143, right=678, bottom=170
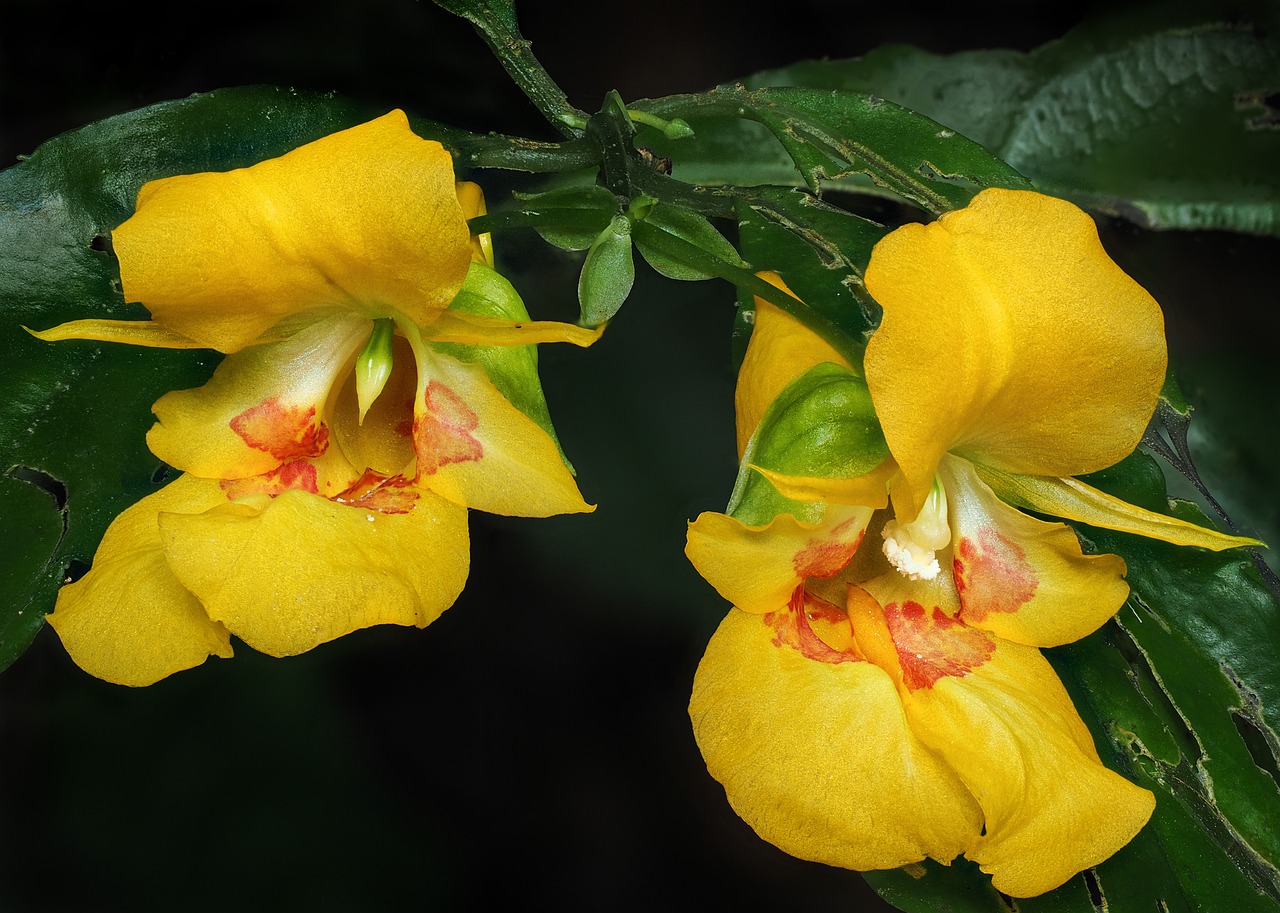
left=455, top=180, right=495, bottom=267
left=406, top=344, right=593, bottom=517
left=685, top=504, right=874, bottom=615
left=736, top=275, right=851, bottom=459
left=976, top=464, right=1265, bottom=551
left=158, top=486, right=469, bottom=657
left=330, top=334, right=419, bottom=478
left=46, top=475, right=233, bottom=686
left=113, top=110, right=471, bottom=352
left=148, top=314, right=370, bottom=480
left=426, top=310, right=604, bottom=347
left=25, top=319, right=204, bottom=348
left=748, top=459, right=894, bottom=509
left=690, top=605, right=981, bottom=871
left=864, top=188, right=1167, bottom=519
left=941, top=457, right=1130, bottom=647
left=902, top=636, right=1155, bottom=897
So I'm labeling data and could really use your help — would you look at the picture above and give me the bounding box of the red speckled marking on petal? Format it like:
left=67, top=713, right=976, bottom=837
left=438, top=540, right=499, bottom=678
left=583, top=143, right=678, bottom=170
left=220, top=460, right=319, bottom=499
left=230, top=397, right=330, bottom=460
left=765, top=586, right=862, bottom=665
left=953, top=526, right=1038, bottom=622
left=333, top=469, right=421, bottom=515
left=885, top=601, right=995, bottom=690
left=793, top=518, right=865, bottom=578
left=414, top=381, right=483, bottom=476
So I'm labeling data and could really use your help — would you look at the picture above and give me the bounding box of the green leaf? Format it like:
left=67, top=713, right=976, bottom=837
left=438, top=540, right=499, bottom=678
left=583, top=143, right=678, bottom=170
left=744, top=4, right=1280, bottom=235
left=0, top=86, right=396, bottom=672
left=577, top=214, right=635, bottom=326
left=1044, top=452, right=1280, bottom=910
left=508, top=184, right=620, bottom=251
left=734, top=187, right=887, bottom=345
left=633, top=202, right=744, bottom=281
left=632, top=85, right=1032, bottom=214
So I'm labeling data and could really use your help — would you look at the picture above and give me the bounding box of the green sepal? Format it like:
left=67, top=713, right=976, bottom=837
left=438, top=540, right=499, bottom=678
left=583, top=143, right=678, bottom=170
left=577, top=214, right=635, bottom=327
left=728, top=362, right=888, bottom=527
left=633, top=202, right=745, bottom=281
left=509, top=184, right=619, bottom=251
left=434, top=262, right=574, bottom=472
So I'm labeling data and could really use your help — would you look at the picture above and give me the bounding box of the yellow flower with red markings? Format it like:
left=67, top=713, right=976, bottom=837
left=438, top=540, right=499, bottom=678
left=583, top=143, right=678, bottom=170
left=32, top=111, right=600, bottom=686
left=685, top=189, right=1261, bottom=897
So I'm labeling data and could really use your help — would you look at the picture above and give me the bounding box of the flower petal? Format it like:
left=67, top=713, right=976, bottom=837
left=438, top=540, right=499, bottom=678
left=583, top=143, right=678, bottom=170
left=407, top=345, right=593, bottom=517
left=25, top=319, right=204, bottom=348
left=942, top=457, right=1130, bottom=647
left=977, top=464, right=1265, bottom=551
left=864, top=188, right=1167, bottom=518
left=455, top=180, right=495, bottom=267
left=736, top=276, right=851, bottom=459
left=426, top=310, right=604, bottom=347
left=902, top=636, right=1155, bottom=897
left=690, top=605, right=981, bottom=871
left=158, top=487, right=469, bottom=657
left=749, top=461, right=894, bottom=509
left=113, top=110, right=472, bottom=352
left=685, top=504, right=874, bottom=614
left=46, top=475, right=233, bottom=686
left=148, top=314, right=370, bottom=480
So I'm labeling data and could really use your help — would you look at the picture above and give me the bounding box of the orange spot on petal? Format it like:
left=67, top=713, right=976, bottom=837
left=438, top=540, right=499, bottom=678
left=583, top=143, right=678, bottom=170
left=230, top=396, right=329, bottom=461
left=333, top=469, right=421, bottom=515
left=221, top=460, right=319, bottom=499
left=953, top=526, right=1038, bottom=622
left=414, top=381, right=483, bottom=476
left=766, top=586, right=862, bottom=665
left=885, top=601, right=995, bottom=690
left=792, top=519, right=864, bottom=578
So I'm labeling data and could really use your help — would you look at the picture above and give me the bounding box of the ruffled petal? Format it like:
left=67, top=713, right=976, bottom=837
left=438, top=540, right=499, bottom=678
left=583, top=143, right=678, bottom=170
left=685, top=504, right=874, bottom=615
left=977, top=464, right=1265, bottom=551
left=113, top=110, right=472, bottom=352
left=735, top=276, right=851, bottom=459
left=941, top=457, right=1130, bottom=647
left=864, top=188, right=1167, bottom=518
left=406, top=342, right=592, bottom=517
left=901, top=636, right=1155, bottom=898
left=45, top=475, right=233, bottom=686
left=158, top=486, right=469, bottom=657
left=690, top=605, right=981, bottom=871
left=148, top=314, right=370, bottom=480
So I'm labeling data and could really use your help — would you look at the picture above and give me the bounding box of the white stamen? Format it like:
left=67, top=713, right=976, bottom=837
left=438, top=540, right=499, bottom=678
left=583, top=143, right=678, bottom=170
left=881, top=478, right=951, bottom=581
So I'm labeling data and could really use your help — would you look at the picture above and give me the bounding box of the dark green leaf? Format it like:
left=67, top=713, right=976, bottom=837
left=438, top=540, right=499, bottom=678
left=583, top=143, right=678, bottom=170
left=633, top=86, right=1032, bottom=214
left=634, top=202, right=744, bottom=280
left=745, top=4, right=1280, bottom=235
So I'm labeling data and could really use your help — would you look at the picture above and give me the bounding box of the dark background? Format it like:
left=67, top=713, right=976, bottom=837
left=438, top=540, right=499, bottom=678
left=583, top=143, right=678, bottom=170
left=1, top=2, right=1276, bottom=911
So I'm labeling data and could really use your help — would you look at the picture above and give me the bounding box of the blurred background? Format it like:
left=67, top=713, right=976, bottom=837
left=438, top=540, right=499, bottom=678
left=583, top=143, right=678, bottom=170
left=1, top=1, right=1276, bottom=911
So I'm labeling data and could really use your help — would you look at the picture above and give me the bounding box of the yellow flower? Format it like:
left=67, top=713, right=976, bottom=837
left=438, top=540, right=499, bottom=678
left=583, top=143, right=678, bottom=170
left=685, top=189, right=1260, bottom=897
left=33, top=111, right=600, bottom=686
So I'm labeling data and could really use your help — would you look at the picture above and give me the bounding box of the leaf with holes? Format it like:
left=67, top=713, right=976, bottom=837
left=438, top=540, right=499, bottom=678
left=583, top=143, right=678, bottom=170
left=740, top=6, right=1280, bottom=236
